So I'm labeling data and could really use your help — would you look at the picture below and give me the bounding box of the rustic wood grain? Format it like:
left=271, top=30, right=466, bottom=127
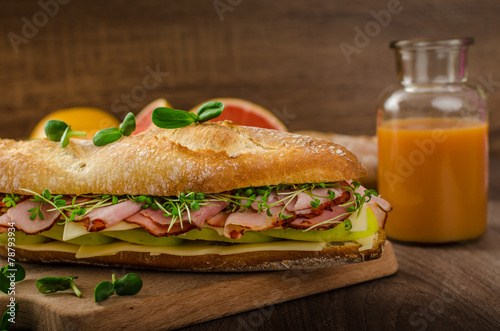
left=0, top=0, right=499, bottom=155
left=0, top=243, right=397, bottom=330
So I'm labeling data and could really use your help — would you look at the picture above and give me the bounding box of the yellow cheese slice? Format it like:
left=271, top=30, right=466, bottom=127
left=348, top=204, right=368, bottom=232
left=75, top=240, right=326, bottom=258
left=17, top=242, right=79, bottom=254
left=63, top=220, right=139, bottom=241
left=104, top=222, right=140, bottom=232
left=355, top=233, right=375, bottom=251
left=62, top=221, right=87, bottom=241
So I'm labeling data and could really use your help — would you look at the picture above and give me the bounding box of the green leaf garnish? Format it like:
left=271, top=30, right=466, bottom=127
left=344, top=220, right=353, bottom=230
left=94, top=281, right=114, bottom=302
left=44, top=120, right=86, bottom=148
left=0, top=273, right=9, bottom=295
left=1, top=302, right=17, bottom=331
left=119, top=112, right=136, bottom=136
left=196, top=101, right=224, bottom=122
left=93, top=112, right=137, bottom=147
left=152, top=107, right=196, bottom=129
left=36, top=276, right=82, bottom=298
left=310, top=198, right=320, bottom=209
left=93, top=127, right=123, bottom=147
left=94, top=273, right=143, bottom=302
left=44, top=120, right=69, bottom=141
left=113, top=273, right=143, bottom=296
left=152, top=101, right=225, bottom=129
left=0, top=264, right=26, bottom=283
left=60, top=126, right=71, bottom=148
left=1, top=194, right=20, bottom=208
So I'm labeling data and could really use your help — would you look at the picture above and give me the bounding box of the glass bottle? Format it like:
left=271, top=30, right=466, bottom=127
left=377, top=38, right=488, bottom=243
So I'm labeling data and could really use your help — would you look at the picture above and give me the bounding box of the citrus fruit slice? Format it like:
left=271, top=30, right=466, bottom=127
left=133, top=98, right=172, bottom=134
left=190, top=98, right=288, bottom=131
left=30, top=107, right=120, bottom=140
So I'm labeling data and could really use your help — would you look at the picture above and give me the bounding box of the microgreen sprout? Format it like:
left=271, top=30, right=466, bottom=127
left=94, top=273, right=142, bottom=302
left=25, top=189, right=67, bottom=221
left=44, top=120, right=86, bottom=148
left=129, top=191, right=211, bottom=232
left=15, top=181, right=376, bottom=234
left=0, top=263, right=26, bottom=294
left=1, top=194, right=20, bottom=208
left=113, top=273, right=143, bottom=296
left=36, top=276, right=82, bottom=298
left=94, top=280, right=114, bottom=302
left=93, top=112, right=136, bottom=147
left=20, top=189, right=128, bottom=225
left=152, top=101, right=224, bottom=129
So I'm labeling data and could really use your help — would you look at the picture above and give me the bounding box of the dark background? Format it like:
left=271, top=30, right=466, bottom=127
left=1, top=0, right=499, bottom=156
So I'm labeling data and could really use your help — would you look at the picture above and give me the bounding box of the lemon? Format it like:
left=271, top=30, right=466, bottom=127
left=30, top=107, right=120, bottom=140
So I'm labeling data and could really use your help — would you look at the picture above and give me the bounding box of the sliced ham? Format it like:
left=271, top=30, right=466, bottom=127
left=283, top=196, right=298, bottom=212
left=206, top=212, right=230, bottom=227
left=0, top=212, right=10, bottom=234
left=352, top=183, right=392, bottom=229
left=368, top=195, right=392, bottom=212
left=125, top=212, right=194, bottom=236
left=250, top=191, right=280, bottom=211
left=184, top=201, right=229, bottom=228
left=79, top=200, right=142, bottom=232
left=287, top=206, right=351, bottom=230
left=7, top=200, right=60, bottom=234
left=292, top=187, right=345, bottom=213
left=224, top=206, right=292, bottom=239
left=141, top=201, right=229, bottom=229
left=139, top=208, right=174, bottom=227
left=367, top=202, right=389, bottom=229
left=0, top=213, right=11, bottom=228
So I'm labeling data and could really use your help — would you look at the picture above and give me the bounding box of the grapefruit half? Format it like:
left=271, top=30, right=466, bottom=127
left=190, top=98, right=288, bottom=131
left=133, top=98, right=172, bottom=134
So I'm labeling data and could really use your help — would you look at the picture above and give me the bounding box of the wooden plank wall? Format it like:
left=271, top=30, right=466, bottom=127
left=1, top=0, right=499, bottom=155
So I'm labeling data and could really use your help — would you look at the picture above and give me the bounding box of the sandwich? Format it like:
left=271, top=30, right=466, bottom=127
left=0, top=120, right=391, bottom=271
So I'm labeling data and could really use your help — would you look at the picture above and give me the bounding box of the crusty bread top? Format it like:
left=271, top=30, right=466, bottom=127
left=0, top=121, right=366, bottom=196
left=294, top=130, right=378, bottom=188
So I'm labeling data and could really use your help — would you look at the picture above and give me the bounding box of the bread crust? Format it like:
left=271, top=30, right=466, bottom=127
left=294, top=130, right=377, bottom=188
left=0, top=121, right=366, bottom=196
left=0, top=230, right=385, bottom=272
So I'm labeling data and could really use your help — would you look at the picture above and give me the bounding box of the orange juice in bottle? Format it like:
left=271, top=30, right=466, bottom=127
left=378, top=38, right=488, bottom=243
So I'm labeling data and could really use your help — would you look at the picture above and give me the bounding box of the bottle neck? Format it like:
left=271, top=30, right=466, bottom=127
left=395, top=46, right=469, bottom=85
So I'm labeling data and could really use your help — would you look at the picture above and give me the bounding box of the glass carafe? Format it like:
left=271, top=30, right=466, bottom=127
left=377, top=38, right=488, bottom=243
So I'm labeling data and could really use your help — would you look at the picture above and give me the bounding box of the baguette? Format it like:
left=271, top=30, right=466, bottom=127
left=0, top=121, right=365, bottom=196
left=0, top=121, right=390, bottom=272
left=294, top=130, right=377, bottom=188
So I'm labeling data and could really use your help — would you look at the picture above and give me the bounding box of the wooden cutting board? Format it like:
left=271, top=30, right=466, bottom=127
left=0, top=242, right=397, bottom=330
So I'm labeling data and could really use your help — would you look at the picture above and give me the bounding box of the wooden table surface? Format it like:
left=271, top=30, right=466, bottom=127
left=178, top=157, right=500, bottom=331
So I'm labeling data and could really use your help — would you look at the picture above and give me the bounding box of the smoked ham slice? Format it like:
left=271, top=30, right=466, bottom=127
left=5, top=200, right=60, bottom=234
left=139, top=201, right=229, bottom=229
left=224, top=206, right=292, bottom=239
left=287, top=206, right=351, bottom=230
left=79, top=200, right=142, bottom=232
left=125, top=213, right=194, bottom=236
